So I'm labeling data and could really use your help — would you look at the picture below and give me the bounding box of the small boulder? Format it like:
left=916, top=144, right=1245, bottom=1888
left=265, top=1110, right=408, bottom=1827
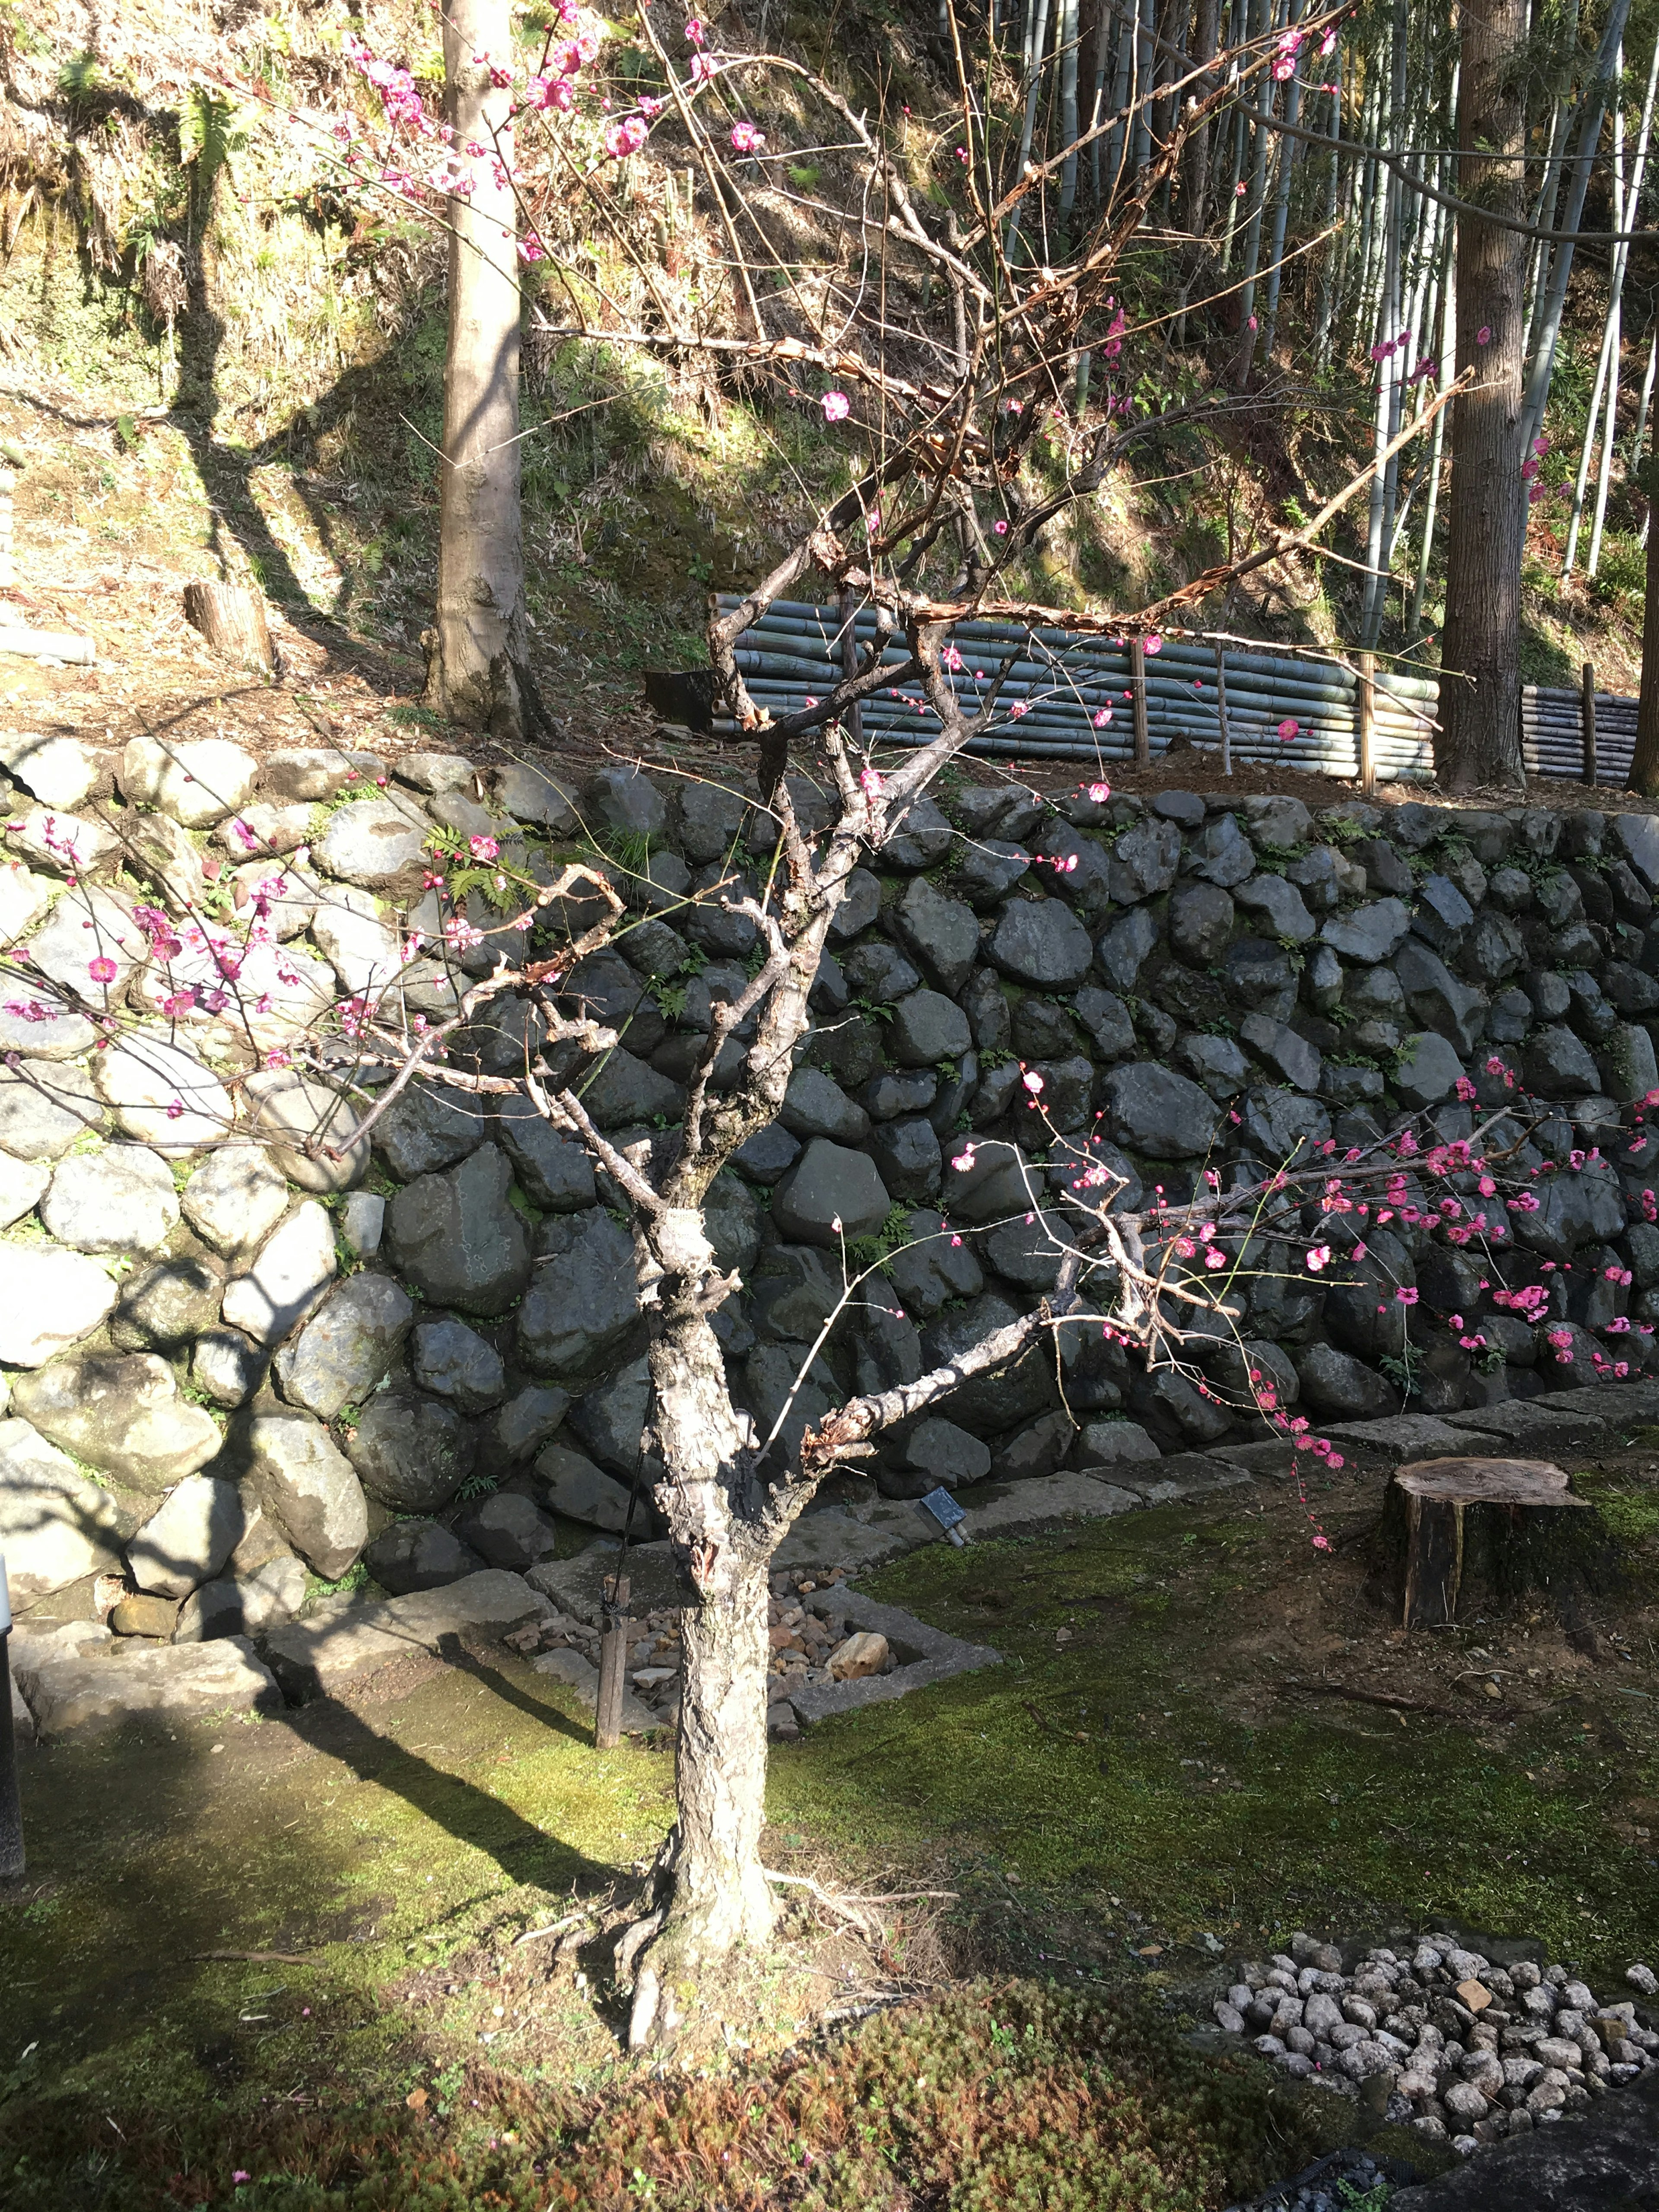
left=92, top=1036, right=233, bottom=1154
left=0, top=1242, right=120, bottom=1365
left=245, top=1413, right=368, bottom=1580
left=385, top=1143, right=531, bottom=1316
left=190, top=1327, right=266, bottom=1407
left=110, top=1256, right=225, bottom=1351
left=827, top=1630, right=889, bottom=1681
left=40, top=1144, right=180, bottom=1255
left=345, top=1386, right=475, bottom=1514
left=273, top=1273, right=414, bottom=1420
left=11, top=1352, right=223, bottom=1490
left=120, top=734, right=257, bottom=826
left=411, top=1316, right=508, bottom=1411
left=451, top=1491, right=563, bottom=1571
left=127, top=1474, right=248, bottom=1599
left=493, top=1096, right=597, bottom=1210
left=535, top=1440, right=632, bottom=1529
left=174, top=1556, right=308, bottom=1640
left=370, top=1081, right=486, bottom=1179
left=988, top=897, right=1093, bottom=988
left=242, top=1068, right=370, bottom=1194
left=904, top=1417, right=992, bottom=1488
left=310, top=795, right=429, bottom=888
left=363, top=1519, right=485, bottom=1595
left=221, top=1199, right=337, bottom=1345
left=484, top=1383, right=571, bottom=1466
left=772, top=1138, right=890, bottom=1246
left=518, top=1208, right=641, bottom=1382
left=0, top=1417, right=123, bottom=1599
left=0, top=1057, right=107, bottom=1158
left=181, top=1143, right=291, bottom=1258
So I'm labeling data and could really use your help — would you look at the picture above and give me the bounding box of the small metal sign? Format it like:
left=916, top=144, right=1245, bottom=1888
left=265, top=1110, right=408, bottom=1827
left=916, top=1487, right=969, bottom=1546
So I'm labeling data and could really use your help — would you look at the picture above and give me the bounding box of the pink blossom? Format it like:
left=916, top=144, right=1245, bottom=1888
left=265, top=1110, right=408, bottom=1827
left=1008, top=700, right=1028, bottom=719
left=956, top=146, right=969, bottom=163
left=1454, top=1075, right=1477, bottom=1102
left=1087, top=781, right=1110, bottom=801
left=1277, top=718, right=1299, bottom=741
left=942, top=643, right=963, bottom=673
left=730, top=121, right=766, bottom=153
left=604, top=115, right=648, bottom=158
left=1306, top=1245, right=1332, bottom=1272
left=87, top=956, right=117, bottom=984
left=468, top=834, right=499, bottom=860
left=821, top=390, right=850, bottom=423
left=1022, top=1069, right=1044, bottom=1093
left=859, top=766, right=885, bottom=797
left=685, top=16, right=706, bottom=43
left=993, top=520, right=1008, bottom=535
left=1395, top=1286, right=1418, bottom=1305
left=1476, top=325, right=1492, bottom=346
left=1092, top=708, right=1112, bottom=729
left=1144, top=634, right=1163, bottom=655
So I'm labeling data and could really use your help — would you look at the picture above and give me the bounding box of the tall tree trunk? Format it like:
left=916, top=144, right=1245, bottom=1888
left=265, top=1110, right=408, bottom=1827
left=424, top=0, right=547, bottom=742
left=1436, top=0, right=1528, bottom=790
left=1631, top=396, right=1659, bottom=795
left=627, top=1280, right=777, bottom=2050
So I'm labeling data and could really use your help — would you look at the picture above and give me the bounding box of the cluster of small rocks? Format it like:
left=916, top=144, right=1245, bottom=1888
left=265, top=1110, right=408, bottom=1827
left=1214, top=1929, right=1659, bottom=2157
left=498, top=1564, right=890, bottom=1729
left=1223, top=2145, right=1417, bottom=2212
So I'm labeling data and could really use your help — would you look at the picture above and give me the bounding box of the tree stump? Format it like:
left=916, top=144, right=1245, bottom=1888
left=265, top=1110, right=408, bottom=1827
left=1380, top=1457, right=1622, bottom=1628
left=182, top=580, right=275, bottom=672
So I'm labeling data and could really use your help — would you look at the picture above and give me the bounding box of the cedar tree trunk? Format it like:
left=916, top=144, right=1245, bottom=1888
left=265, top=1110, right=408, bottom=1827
left=425, top=0, right=545, bottom=741
left=1436, top=0, right=1529, bottom=791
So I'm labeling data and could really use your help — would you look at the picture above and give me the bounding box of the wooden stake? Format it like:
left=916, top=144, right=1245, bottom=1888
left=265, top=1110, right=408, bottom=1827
left=1582, top=658, right=1598, bottom=785
left=1357, top=648, right=1376, bottom=794
left=1214, top=640, right=1231, bottom=775
left=1129, top=636, right=1151, bottom=769
left=837, top=584, right=863, bottom=751
left=594, top=1572, right=630, bottom=1750
left=183, top=580, right=276, bottom=673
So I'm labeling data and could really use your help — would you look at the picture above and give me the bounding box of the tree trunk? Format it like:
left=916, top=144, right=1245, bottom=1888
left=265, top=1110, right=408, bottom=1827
left=424, top=0, right=547, bottom=743
left=1630, top=391, right=1659, bottom=794
left=624, top=1218, right=779, bottom=2048
left=1435, top=0, right=1528, bottom=791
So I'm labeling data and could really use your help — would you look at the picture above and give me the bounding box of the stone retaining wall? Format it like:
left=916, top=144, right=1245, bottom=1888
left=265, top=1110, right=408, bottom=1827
left=3, top=731, right=1659, bottom=1655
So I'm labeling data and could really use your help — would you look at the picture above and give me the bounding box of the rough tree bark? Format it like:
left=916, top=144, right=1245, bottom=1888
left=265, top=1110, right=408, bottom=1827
left=423, top=0, right=550, bottom=743
left=1436, top=0, right=1529, bottom=791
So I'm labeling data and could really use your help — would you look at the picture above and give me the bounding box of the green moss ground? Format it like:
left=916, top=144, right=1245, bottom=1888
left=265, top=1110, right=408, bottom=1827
left=2, top=1468, right=1655, bottom=2205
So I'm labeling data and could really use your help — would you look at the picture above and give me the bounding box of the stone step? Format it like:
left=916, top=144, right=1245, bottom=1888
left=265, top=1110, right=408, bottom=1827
left=11, top=1620, right=280, bottom=1738
left=261, top=1570, right=549, bottom=1703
